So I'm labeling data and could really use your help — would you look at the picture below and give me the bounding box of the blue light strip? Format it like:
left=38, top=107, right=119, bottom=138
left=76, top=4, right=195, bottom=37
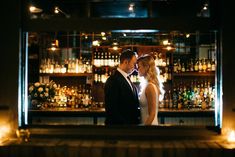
left=18, top=30, right=22, bottom=127
left=24, top=32, right=29, bottom=125
left=18, top=32, right=29, bottom=127
left=218, top=30, right=223, bottom=128
left=111, top=29, right=159, bottom=33
left=214, top=30, right=223, bottom=129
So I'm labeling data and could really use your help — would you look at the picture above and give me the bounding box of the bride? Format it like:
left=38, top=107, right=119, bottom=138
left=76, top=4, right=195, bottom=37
left=137, top=54, right=164, bottom=125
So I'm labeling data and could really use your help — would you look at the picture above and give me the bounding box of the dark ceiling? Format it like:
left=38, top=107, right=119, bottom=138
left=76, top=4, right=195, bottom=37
left=29, top=0, right=210, bottom=19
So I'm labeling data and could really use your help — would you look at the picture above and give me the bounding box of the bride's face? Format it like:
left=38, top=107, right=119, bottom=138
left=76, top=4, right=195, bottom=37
left=137, top=62, right=146, bottom=77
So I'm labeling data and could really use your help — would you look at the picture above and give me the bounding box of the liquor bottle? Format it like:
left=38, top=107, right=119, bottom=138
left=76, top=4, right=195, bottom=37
left=104, top=51, right=108, bottom=66
left=100, top=51, right=104, bottom=66
left=164, top=67, right=168, bottom=82
left=181, top=63, right=185, bottom=73
left=96, top=50, right=101, bottom=67
left=177, top=59, right=182, bottom=73
left=172, top=87, right=178, bottom=109
left=168, top=67, right=172, bottom=81
left=64, top=59, right=68, bottom=73
left=185, top=60, right=190, bottom=72
left=177, top=82, right=184, bottom=109
left=194, top=59, right=199, bottom=72
left=107, top=51, right=111, bottom=66
left=211, top=59, right=216, bottom=71
left=110, top=53, right=115, bottom=67
left=198, top=59, right=202, bottom=72
left=163, top=91, right=169, bottom=108
left=207, top=59, right=212, bottom=72
left=189, top=59, right=194, bottom=72
left=168, top=90, right=173, bottom=109
left=182, top=85, right=188, bottom=109
left=93, top=51, right=97, bottom=67
left=173, top=61, right=178, bottom=73
left=94, top=68, right=98, bottom=83
left=114, top=53, right=119, bottom=66
left=166, top=56, right=170, bottom=66
left=202, top=58, right=207, bottom=72
left=187, top=85, right=193, bottom=109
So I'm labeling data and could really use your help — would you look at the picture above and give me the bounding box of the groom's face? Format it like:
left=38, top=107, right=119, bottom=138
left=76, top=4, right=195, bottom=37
left=126, top=55, right=137, bottom=74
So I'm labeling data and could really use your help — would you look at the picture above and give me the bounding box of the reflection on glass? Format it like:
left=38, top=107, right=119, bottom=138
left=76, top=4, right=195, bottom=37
left=26, top=30, right=218, bottom=126
left=27, top=0, right=210, bottom=19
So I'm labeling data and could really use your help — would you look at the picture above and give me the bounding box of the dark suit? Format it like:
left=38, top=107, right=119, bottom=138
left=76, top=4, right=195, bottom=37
left=104, top=70, right=140, bottom=125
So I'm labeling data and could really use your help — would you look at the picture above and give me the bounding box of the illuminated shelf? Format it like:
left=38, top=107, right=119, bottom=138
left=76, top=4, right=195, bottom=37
left=39, top=73, right=93, bottom=77
left=173, top=72, right=215, bottom=77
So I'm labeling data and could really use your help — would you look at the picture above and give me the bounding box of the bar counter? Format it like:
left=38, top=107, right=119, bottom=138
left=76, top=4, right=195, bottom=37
left=28, top=108, right=214, bottom=125
left=0, top=125, right=234, bottom=157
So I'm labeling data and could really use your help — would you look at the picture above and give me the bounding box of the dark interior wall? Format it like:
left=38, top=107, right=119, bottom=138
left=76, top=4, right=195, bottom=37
left=221, top=1, right=235, bottom=132
left=0, top=1, right=20, bottom=133
left=0, top=0, right=233, bottom=134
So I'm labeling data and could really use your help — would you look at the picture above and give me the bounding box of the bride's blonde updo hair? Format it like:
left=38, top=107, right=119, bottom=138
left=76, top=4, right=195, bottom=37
left=137, top=54, right=165, bottom=101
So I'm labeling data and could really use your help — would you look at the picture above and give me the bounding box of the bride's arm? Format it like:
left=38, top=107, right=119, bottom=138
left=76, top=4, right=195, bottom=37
left=144, top=84, right=157, bottom=125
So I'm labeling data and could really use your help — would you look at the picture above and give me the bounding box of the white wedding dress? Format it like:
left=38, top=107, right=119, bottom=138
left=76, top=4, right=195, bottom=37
left=139, top=82, right=159, bottom=125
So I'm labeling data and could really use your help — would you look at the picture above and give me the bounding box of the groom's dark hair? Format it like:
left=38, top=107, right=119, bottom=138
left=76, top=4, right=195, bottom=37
left=120, top=49, right=137, bottom=63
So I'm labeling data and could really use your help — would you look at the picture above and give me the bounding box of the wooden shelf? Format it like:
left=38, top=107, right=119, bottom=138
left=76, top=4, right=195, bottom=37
left=173, top=72, right=215, bottom=77
left=40, top=73, right=93, bottom=77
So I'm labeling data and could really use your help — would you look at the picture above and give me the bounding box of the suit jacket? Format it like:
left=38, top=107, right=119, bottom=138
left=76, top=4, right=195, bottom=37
left=104, top=70, right=140, bottom=125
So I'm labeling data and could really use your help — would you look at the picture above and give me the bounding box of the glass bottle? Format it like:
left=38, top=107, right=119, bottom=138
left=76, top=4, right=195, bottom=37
left=194, top=59, right=199, bottom=72
left=198, top=59, right=202, bottom=72
left=207, top=59, right=212, bottom=72
left=211, top=59, right=216, bottom=71
left=202, top=58, right=207, bottom=72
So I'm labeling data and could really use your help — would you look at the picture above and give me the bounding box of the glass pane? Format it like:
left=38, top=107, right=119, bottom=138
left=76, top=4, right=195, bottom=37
left=91, top=1, right=148, bottom=18
left=152, top=0, right=210, bottom=18
left=27, top=0, right=211, bottom=19
left=26, top=30, right=218, bottom=126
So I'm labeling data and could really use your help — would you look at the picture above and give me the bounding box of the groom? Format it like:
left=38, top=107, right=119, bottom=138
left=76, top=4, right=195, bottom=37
left=104, top=49, right=140, bottom=125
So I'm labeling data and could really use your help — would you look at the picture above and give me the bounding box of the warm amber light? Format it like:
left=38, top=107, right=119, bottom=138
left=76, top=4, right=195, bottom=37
left=166, top=46, right=172, bottom=51
left=163, top=40, right=169, bottom=45
left=29, top=6, right=36, bottom=12
left=16, top=129, right=31, bottom=142
left=50, top=47, right=56, bottom=51
left=0, top=124, right=10, bottom=144
left=29, top=6, right=42, bottom=13
left=54, top=7, right=59, bottom=14
left=112, top=42, right=118, bottom=46
left=128, top=3, right=135, bottom=11
left=227, top=130, right=235, bottom=142
left=101, top=32, right=105, bottom=36
left=112, top=46, right=118, bottom=51
left=92, top=40, right=100, bottom=46
left=55, top=40, right=59, bottom=47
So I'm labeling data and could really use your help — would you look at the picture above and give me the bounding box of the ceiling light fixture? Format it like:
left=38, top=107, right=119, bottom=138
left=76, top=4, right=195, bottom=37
left=186, top=34, right=190, bottom=38
left=203, top=3, right=208, bottom=10
left=49, top=39, right=59, bottom=51
left=101, top=32, right=106, bottom=36
left=54, top=7, right=59, bottom=14
left=29, top=5, right=42, bottom=13
left=92, top=40, right=100, bottom=46
left=54, top=6, right=70, bottom=18
left=128, top=3, right=135, bottom=12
